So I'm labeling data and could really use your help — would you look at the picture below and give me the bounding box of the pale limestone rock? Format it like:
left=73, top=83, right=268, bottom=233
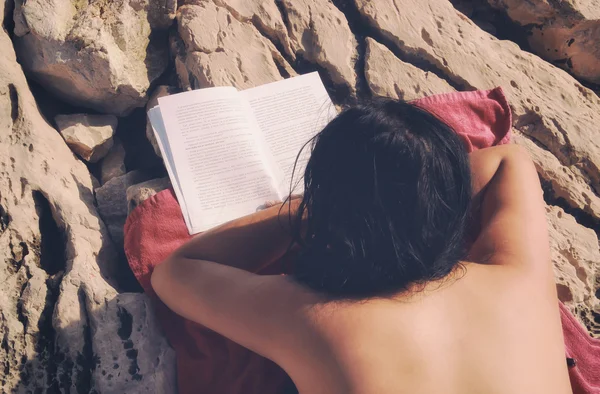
left=146, top=85, right=178, bottom=158
left=13, top=0, right=176, bottom=116
left=364, top=38, right=600, bottom=224
left=91, top=293, right=177, bottom=393
left=101, top=140, right=127, bottom=184
left=278, top=0, right=358, bottom=93
left=55, top=114, right=117, bottom=163
left=127, top=177, right=172, bottom=213
left=486, top=0, right=600, bottom=84
left=96, top=171, right=152, bottom=247
left=365, top=38, right=453, bottom=101
left=513, top=134, right=600, bottom=219
left=0, top=27, right=175, bottom=393
left=175, top=1, right=295, bottom=91
left=546, top=205, right=600, bottom=336
left=355, top=0, right=600, bottom=222
left=211, top=0, right=293, bottom=57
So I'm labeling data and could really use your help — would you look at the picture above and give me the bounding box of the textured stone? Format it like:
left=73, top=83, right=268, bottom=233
left=146, top=85, right=178, bottom=158
left=13, top=0, right=177, bottom=116
left=55, top=114, right=117, bottom=163
left=175, top=0, right=296, bottom=91
left=101, top=140, right=127, bottom=184
left=546, top=205, right=600, bottom=336
left=0, top=26, right=175, bottom=393
left=355, top=0, right=600, bottom=223
left=513, top=134, right=600, bottom=219
left=365, top=38, right=453, bottom=101
left=96, top=171, right=152, bottom=247
left=127, top=177, right=171, bottom=213
left=486, top=0, right=600, bottom=84
left=277, top=0, right=358, bottom=93
left=210, top=0, right=293, bottom=56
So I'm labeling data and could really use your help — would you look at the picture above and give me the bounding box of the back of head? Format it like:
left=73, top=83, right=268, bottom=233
left=291, top=98, right=472, bottom=299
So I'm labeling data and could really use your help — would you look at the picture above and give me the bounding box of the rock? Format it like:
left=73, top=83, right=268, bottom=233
left=529, top=20, right=600, bottom=85
left=127, top=177, right=171, bottom=213
left=101, top=140, right=127, bottom=184
left=546, top=205, right=600, bottom=336
left=209, top=0, right=293, bottom=57
left=175, top=1, right=295, bottom=91
left=91, top=293, right=177, bottom=393
left=354, top=0, right=600, bottom=223
left=277, top=0, right=358, bottom=93
left=146, top=85, right=178, bottom=158
left=13, top=0, right=177, bottom=116
left=364, top=38, right=600, bottom=224
left=96, top=171, right=152, bottom=247
left=513, top=134, right=600, bottom=219
left=364, top=38, right=453, bottom=101
left=189, top=0, right=359, bottom=94
left=0, top=26, right=175, bottom=393
left=486, top=0, right=600, bottom=84
left=55, top=114, right=117, bottom=163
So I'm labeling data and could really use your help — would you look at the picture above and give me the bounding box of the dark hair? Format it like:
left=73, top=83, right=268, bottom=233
left=289, top=98, right=472, bottom=299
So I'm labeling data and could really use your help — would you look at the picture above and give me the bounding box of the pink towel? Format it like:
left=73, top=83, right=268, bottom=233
left=124, top=87, right=599, bottom=394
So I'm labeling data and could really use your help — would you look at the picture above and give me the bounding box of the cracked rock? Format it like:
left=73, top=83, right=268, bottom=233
left=175, top=1, right=296, bottom=91
left=100, top=139, right=127, bottom=185
left=365, top=37, right=453, bottom=101
left=13, top=0, right=177, bottom=115
left=355, top=0, right=600, bottom=222
left=0, top=21, right=175, bottom=393
left=55, top=114, right=117, bottom=163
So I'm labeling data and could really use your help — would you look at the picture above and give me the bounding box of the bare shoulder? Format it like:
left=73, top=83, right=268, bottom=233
left=468, top=144, right=552, bottom=277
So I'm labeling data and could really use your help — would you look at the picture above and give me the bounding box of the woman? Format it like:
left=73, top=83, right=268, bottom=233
left=152, top=99, right=572, bottom=393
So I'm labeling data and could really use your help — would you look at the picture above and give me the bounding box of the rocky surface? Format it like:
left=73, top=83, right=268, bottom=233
left=546, top=205, right=600, bottom=337
left=174, top=0, right=295, bottom=91
left=127, top=177, right=172, bottom=214
left=0, top=12, right=175, bottom=393
left=486, top=0, right=600, bottom=84
left=2, top=0, right=599, bottom=392
left=100, top=140, right=127, bottom=185
left=13, top=0, right=176, bottom=115
left=277, top=0, right=358, bottom=94
left=55, top=114, right=117, bottom=163
left=365, top=38, right=453, bottom=101
left=96, top=171, right=152, bottom=248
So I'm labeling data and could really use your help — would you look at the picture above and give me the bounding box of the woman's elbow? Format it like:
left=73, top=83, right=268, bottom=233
left=151, top=258, right=178, bottom=299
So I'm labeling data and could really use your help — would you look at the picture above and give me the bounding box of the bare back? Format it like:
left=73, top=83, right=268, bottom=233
left=272, top=262, right=570, bottom=394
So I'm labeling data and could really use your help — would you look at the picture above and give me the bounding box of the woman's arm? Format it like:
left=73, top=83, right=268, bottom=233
left=168, top=197, right=301, bottom=273
left=467, top=145, right=550, bottom=274
left=150, top=197, right=318, bottom=361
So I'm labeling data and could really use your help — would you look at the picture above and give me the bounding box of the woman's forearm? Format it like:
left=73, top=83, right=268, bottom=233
left=169, top=198, right=302, bottom=273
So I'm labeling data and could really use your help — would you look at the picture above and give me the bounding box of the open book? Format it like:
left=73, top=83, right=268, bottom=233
left=149, top=72, right=337, bottom=234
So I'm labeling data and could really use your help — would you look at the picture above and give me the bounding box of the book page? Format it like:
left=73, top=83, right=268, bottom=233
left=240, top=72, right=337, bottom=197
left=148, top=107, right=192, bottom=231
left=158, top=87, right=280, bottom=233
